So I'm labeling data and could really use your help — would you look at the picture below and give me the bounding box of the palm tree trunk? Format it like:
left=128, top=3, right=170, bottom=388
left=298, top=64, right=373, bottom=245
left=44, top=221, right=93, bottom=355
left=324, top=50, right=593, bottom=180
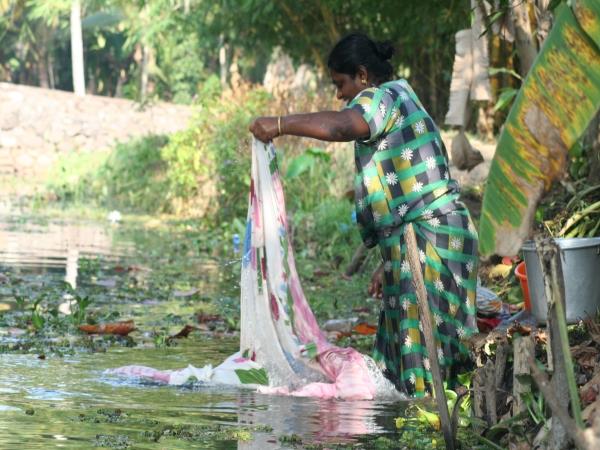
left=70, top=0, right=85, bottom=95
left=218, top=34, right=228, bottom=89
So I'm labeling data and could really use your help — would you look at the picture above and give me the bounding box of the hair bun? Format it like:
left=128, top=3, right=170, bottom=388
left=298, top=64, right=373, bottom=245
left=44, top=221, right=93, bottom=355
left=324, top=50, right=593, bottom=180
left=375, top=40, right=395, bottom=60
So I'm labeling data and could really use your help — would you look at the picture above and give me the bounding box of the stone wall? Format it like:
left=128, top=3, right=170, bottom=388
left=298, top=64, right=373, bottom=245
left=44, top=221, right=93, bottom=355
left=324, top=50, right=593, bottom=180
left=0, top=82, right=192, bottom=176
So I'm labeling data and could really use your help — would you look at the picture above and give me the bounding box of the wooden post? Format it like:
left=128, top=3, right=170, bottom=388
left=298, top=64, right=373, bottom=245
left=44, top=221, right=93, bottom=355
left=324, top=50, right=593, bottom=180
left=535, top=237, right=584, bottom=450
left=512, top=335, right=535, bottom=416
left=405, top=224, right=454, bottom=450
left=473, top=367, right=485, bottom=420
left=495, top=342, right=509, bottom=389
left=484, top=360, right=498, bottom=425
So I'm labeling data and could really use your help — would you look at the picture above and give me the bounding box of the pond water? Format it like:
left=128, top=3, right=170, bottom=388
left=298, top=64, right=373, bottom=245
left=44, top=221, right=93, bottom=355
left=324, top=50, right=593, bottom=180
left=0, top=212, right=409, bottom=449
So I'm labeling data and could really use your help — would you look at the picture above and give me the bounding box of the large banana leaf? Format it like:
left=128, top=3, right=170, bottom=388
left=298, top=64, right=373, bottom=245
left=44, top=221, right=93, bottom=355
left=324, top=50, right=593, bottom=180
left=479, top=0, right=600, bottom=257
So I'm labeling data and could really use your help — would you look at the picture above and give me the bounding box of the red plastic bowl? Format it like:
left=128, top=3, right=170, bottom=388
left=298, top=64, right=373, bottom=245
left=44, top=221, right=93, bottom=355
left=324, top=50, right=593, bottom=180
left=514, top=261, right=532, bottom=311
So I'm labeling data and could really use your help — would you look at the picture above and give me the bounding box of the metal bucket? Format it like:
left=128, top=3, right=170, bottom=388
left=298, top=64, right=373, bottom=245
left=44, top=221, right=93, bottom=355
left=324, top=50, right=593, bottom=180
left=521, top=238, right=600, bottom=324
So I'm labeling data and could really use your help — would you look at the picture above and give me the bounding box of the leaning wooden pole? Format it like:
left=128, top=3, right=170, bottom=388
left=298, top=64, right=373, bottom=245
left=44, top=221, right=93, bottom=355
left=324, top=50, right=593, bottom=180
left=535, top=238, right=584, bottom=428
left=405, top=224, right=454, bottom=450
left=529, top=360, right=592, bottom=450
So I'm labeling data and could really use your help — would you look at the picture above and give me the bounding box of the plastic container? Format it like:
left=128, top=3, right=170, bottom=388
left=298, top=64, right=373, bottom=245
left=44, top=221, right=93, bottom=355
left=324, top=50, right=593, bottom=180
left=514, top=261, right=532, bottom=312
left=521, top=238, right=600, bottom=324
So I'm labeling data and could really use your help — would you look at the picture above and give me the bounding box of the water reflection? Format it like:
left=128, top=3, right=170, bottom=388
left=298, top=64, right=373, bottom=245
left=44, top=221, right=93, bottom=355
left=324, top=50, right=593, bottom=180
left=0, top=214, right=408, bottom=448
left=238, top=392, right=405, bottom=449
left=0, top=218, right=132, bottom=288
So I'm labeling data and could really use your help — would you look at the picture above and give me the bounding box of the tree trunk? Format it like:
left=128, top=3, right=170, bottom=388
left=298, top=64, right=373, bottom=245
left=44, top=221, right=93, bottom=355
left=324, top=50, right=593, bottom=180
left=279, top=1, right=326, bottom=73
left=48, top=53, right=55, bottom=89
left=140, top=43, right=150, bottom=100
left=70, top=0, right=85, bottom=95
left=70, top=0, right=85, bottom=96
left=218, top=34, right=228, bottom=89
left=317, top=0, right=339, bottom=43
left=37, top=52, right=50, bottom=88
left=34, top=23, right=51, bottom=89
left=87, top=72, right=96, bottom=95
left=115, top=68, right=127, bottom=98
left=510, top=0, right=538, bottom=77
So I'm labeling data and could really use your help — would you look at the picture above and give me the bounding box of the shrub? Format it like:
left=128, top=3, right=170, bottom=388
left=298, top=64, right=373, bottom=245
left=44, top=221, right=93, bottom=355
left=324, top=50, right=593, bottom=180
left=48, top=135, right=169, bottom=212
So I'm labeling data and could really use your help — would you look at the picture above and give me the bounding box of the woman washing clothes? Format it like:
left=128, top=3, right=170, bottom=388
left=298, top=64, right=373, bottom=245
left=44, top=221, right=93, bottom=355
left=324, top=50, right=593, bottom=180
left=249, top=32, right=478, bottom=398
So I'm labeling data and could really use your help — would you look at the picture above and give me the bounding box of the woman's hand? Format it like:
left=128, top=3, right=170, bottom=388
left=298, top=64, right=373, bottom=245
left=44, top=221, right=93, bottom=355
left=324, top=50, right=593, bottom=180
left=249, top=116, right=279, bottom=142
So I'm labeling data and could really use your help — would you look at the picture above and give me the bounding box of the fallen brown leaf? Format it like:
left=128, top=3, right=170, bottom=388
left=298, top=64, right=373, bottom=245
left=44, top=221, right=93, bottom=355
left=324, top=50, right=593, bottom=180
left=352, top=323, right=377, bottom=335
left=581, top=386, right=598, bottom=405
left=572, top=344, right=599, bottom=369
left=534, top=329, right=548, bottom=345
left=171, top=324, right=198, bottom=339
left=580, top=372, right=600, bottom=407
left=584, top=317, right=600, bottom=345
left=582, top=398, right=600, bottom=423
left=507, top=322, right=532, bottom=338
left=79, top=320, right=136, bottom=336
left=312, top=269, right=330, bottom=277
left=197, top=313, right=222, bottom=323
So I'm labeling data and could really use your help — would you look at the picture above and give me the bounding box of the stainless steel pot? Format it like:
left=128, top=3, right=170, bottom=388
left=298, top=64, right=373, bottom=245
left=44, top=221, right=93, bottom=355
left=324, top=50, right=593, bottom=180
left=521, top=238, right=600, bottom=324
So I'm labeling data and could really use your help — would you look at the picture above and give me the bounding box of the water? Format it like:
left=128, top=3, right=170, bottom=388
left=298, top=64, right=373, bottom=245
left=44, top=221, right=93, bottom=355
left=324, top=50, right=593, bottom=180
left=0, top=212, right=408, bottom=449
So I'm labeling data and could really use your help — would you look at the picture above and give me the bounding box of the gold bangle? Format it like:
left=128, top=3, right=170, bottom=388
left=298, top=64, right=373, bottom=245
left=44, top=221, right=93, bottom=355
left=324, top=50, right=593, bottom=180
left=277, top=116, right=282, bottom=136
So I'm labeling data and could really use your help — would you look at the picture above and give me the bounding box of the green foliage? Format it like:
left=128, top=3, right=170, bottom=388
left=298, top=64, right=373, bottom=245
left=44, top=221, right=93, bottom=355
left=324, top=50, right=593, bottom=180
left=234, top=367, right=269, bottom=385
left=47, top=84, right=269, bottom=220
left=493, top=87, right=518, bottom=112
left=160, top=85, right=270, bottom=220
left=285, top=148, right=331, bottom=179
left=48, top=135, right=170, bottom=212
left=479, top=0, right=600, bottom=256
left=1, top=0, right=470, bottom=120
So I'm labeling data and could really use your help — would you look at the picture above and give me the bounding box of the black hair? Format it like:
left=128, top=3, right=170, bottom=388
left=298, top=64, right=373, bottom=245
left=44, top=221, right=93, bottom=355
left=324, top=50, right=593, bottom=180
left=327, top=32, right=395, bottom=83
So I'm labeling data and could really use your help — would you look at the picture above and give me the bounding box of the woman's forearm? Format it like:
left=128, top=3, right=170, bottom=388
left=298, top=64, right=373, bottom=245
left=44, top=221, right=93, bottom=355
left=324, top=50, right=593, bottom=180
left=282, top=110, right=369, bottom=142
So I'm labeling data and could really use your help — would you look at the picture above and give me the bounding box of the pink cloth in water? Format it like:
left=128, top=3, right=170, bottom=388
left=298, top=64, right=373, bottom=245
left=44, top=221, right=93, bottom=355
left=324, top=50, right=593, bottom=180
left=110, top=140, right=376, bottom=400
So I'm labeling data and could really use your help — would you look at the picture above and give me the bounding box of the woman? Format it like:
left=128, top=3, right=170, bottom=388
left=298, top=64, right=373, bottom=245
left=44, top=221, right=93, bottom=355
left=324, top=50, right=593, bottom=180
left=249, top=33, right=477, bottom=397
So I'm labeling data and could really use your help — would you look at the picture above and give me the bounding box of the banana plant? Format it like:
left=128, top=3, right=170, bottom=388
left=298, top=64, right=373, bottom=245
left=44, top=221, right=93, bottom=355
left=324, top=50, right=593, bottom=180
left=479, top=0, right=600, bottom=257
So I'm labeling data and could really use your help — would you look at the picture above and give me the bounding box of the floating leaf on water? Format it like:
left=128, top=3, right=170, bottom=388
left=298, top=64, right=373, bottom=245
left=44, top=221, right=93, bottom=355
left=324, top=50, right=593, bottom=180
left=171, top=324, right=198, bottom=339
left=173, top=288, right=199, bottom=297
left=352, top=323, right=377, bottom=335
left=79, top=320, right=136, bottom=336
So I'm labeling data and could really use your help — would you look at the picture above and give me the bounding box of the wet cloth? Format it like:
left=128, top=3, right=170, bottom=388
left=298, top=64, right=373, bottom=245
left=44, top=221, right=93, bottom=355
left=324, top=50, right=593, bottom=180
left=347, top=80, right=478, bottom=397
left=109, top=140, right=399, bottom=400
